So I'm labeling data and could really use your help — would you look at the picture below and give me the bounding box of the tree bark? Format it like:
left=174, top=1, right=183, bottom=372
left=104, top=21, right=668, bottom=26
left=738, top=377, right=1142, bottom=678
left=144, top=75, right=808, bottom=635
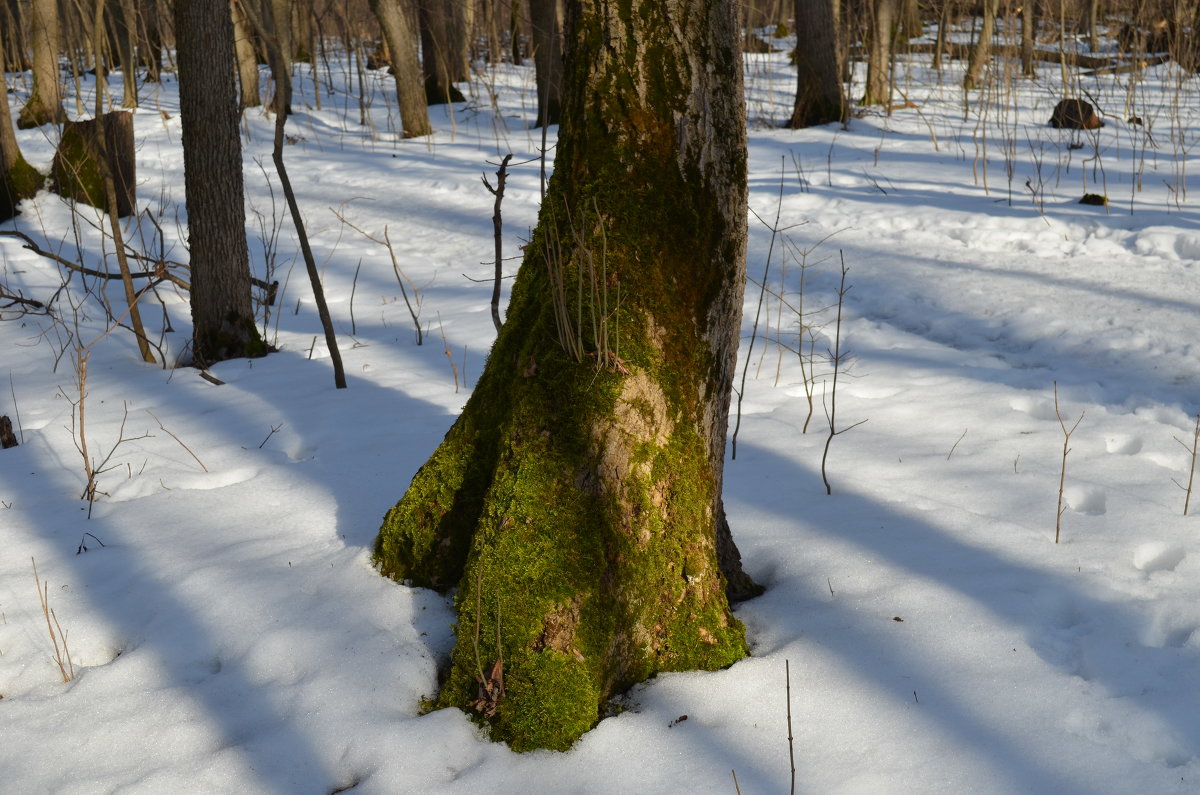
left=789, top=0, right=844, bottom=127
left=374, top=0, right=758, bottom=753
left=368, top=0, right=433, bottom=137
left=174, top=0, right=266, bottom=366
left=528, top=0, right=562, bottom=127
left=18, top=0, right=68, bottom=128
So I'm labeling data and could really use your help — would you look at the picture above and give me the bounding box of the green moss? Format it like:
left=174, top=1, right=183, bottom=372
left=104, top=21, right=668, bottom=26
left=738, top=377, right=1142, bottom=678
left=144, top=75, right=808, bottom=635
left=498, top=651, right=600, bottom=752
left=194, top=314, right=268, bottom=366
left=0, top=157, right=42, bottom=222
left=50, top=127, right=106, bottom=211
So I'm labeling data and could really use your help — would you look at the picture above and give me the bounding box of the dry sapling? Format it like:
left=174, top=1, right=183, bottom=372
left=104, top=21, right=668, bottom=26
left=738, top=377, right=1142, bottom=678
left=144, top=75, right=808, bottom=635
left=1053, top=382, right=1085, bottom=543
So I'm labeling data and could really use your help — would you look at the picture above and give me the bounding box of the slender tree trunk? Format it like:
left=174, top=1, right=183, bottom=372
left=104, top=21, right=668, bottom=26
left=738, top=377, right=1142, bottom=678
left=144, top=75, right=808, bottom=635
left=790, top=0, right=844, bottom=127
left=368, top=0, right=433, bottom=137
left=933, top=0, right=950, bottom=70
left=510, top=0, right=524, bottom=66
left=138, top=0, right=162, bottom=81
left=1086, top=0, right=1099, bottom=52
left=3, top=0, right=31, bottom=72
left=233, top=0, right=263, bottom=109
left=964, top=0, right=1000, bottom=90
left=1021, top=0, right=1038, bottom=76
left=18, top=0, right=68, bottom=128
left=264, top=0, right=293, bottom=114
left=862, top=0, right=896, bottom=106
left=485, top=0, right=502, bottom=62
left=374, top=0, right=758, bottom=753
left=116, top=0, right=139, bottom=108
left=528, top=0, right=561, bottom=127
left=174, top=0, right=265, bottom=366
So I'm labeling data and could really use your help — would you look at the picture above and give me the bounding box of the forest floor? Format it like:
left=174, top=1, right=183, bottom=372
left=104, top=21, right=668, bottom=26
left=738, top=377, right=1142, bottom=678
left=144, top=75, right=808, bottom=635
left=2, top=31, right=1200, bottom=794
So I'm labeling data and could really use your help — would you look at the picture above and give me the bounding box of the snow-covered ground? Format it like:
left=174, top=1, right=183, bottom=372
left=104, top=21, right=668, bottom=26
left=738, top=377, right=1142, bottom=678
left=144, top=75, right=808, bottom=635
left=2, top=35, right=1200, bottom=793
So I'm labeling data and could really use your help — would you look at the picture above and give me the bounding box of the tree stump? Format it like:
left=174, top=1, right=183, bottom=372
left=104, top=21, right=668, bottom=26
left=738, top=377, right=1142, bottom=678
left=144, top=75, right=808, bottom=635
left=50, top=111, right=136, bottom=217
left=1049, top=99, right=1104, bottom=130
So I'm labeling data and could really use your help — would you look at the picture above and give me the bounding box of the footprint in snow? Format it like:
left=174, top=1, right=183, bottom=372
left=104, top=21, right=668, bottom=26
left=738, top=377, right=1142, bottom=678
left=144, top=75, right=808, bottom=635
left=1105, top=435, right=1143, bottom=455
left=1140, top=599, right=1200, bottom=649
left=1010, top=395, right=1059, bottom=421
left=1064, top=485, right=1106, bottom=515
left=1132, top=542, right=1186, bottom=575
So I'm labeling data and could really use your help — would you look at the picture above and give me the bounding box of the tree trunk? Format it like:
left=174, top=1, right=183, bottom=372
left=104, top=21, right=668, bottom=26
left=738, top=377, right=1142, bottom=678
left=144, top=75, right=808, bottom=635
left=138, top=0, right=162, bottom=81
left=964, top=0, right=1000, bottom=90
left=1021, top=0, right=1038, bottom=76
left=933, top=0, right=950, bottom=70
left=898, top=0, right=921, bottom=39
left=528, top=0, right=561, bottom=127
left=510, top=0, right=524, bottom=66
left=174, top=0, right=266, bottom=367
left=789, top=0, right=844, bottom=127
left=368, top=0, right=433, bottom=137
left=18, top=0, right=68, bottom=128
left=0, top=31, right=41, bottom=221
left=3, top=0, right=31, bottom=72
left=232, top=0, right=263, bottom=109
left=263, top=0, right=293, bottom=114
left=862, top=0, right=896, bottom=106
left=484, top=0, right=502, bottom=62
left=419, top=0, right=468, bottom=103
left=374, top=0, right=758, bottom=753
left=116, top=0, right=139, bottom=108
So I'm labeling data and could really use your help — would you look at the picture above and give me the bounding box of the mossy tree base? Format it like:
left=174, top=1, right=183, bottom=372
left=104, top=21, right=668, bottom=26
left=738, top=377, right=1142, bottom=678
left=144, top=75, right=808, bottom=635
left=16, top=101, right=66, bottom=131
left=375, top=0, right=757, bottom=752
left=0, top=157, right=42, bottom=222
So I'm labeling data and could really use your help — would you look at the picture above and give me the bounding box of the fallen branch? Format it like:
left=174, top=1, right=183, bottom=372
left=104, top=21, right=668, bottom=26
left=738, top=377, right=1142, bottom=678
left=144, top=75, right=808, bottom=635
left=0, top=285, right=46, bottom=310
left=0, top=230, right=189, bottom=290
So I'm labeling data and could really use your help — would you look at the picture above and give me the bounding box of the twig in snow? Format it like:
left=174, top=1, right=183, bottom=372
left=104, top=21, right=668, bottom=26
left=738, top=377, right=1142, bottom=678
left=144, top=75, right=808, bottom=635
left=1172, top=414, right=1200, bottom=516
left=1053, top=382, right=1085, bottom=544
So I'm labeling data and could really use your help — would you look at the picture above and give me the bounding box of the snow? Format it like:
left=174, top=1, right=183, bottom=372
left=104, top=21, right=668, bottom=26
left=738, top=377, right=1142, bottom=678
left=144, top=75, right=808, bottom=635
left=3, top=39, right=1200, bottom=793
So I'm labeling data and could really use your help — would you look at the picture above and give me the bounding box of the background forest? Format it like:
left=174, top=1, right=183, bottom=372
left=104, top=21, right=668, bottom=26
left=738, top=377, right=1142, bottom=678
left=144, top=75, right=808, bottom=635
left=2, top=0, right=1200, bottom=792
